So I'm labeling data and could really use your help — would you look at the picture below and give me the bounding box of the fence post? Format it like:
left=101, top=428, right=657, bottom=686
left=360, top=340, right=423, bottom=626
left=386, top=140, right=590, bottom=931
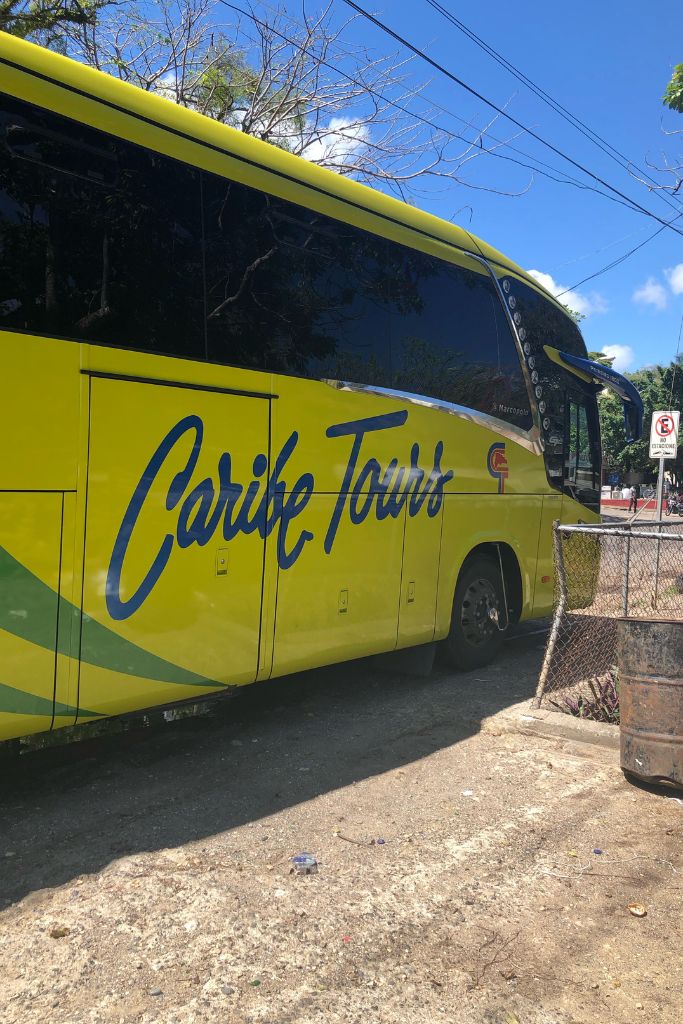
left=534, top=521, right=566, bottom=708
left=652, top=522, right=663, bottom=611
left=622, top=526, right=631, bottom=617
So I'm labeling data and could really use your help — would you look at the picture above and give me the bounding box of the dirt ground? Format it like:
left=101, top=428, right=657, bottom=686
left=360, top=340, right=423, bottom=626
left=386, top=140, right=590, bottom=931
left=1, top=627, right=682, bottom=1024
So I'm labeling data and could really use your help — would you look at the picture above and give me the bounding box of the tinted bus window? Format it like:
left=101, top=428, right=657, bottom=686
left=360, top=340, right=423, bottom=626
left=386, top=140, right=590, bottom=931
left=203, top=175, right=392, bottom=381
left=0, top=93, right=204, bottom=359
left=389, top=251, right=532, bottom=429
left=0, top=91, right=531, bottom=432
left=565, top=398, right=600, bottom=510
left=203, top=173, right=531, bottom=428
left=499, top=271, right=600, bottom=492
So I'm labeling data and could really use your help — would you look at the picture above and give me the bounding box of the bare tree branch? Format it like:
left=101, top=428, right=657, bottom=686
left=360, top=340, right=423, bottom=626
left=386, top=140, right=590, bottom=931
left=54, top=0, right=531, bottom=203
left=629, top=117, right=683, bottom=199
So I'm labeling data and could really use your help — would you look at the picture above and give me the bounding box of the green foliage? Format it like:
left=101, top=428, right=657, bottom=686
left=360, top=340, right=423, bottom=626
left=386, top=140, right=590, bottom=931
left=188, top=40, right=260, bottom=125
left=562, top=304, right=585, bottom=325
left=549, top=671, right=620, bottom=724
left=0, top=0, right=108, bottom=44
left=187, top=38, right=305, bottom=153
left=599, top=357, right=683, bottom=486
left=663, top=63, right=683, bottom=113
left=586, top=349, right=615, bottom=368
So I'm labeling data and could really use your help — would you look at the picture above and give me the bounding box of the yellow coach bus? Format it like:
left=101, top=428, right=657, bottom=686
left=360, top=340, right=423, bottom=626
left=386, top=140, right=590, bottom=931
left=0, top=33, right=642, bottom=743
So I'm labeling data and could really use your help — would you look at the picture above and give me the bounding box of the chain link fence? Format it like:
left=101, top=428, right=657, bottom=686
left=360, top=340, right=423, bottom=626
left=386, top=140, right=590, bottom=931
left=535, top=520, right=683, bottom=711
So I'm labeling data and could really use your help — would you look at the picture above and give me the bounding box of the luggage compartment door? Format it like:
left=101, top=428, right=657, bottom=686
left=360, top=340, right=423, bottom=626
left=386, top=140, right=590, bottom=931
left=0, top=493, right=64, bottom=740
left=78, top=376, right=270, bottom=720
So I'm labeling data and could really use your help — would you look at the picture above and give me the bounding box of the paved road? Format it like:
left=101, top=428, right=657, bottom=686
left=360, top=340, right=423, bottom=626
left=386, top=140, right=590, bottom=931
left=602, top=504, right=683, bottom=524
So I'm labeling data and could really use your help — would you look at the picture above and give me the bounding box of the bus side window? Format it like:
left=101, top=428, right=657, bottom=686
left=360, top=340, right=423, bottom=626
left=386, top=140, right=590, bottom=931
left=0, top=98, right=112, bottom=339
left=95, top=147, right=204, bottom=358
left=202, top=173, right=392, bottom=380
left=0, top=93, right=205, bottom=360
left=389, top=252, right=532, bottom=430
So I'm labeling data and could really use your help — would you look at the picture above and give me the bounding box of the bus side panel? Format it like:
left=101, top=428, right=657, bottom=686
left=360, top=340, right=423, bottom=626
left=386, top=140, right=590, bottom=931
left=397, top=505, right=443, bottom=649
left=77, top=377, right=269, bottom=721
left=531, top=494, right=562, bottom=618
left=268, top=380, right=447, bottom=675
left=435, top=495, right=543, bottom=640
left=0, top=335, right=80, bottom=493
left=271, top=497, right=404, bottom=676
left=0, top=493, right=64, bottom=741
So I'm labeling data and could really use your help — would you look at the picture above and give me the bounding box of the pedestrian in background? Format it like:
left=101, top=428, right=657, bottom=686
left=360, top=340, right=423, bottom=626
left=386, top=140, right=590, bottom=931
left=628, top=484, right=637, bottom=513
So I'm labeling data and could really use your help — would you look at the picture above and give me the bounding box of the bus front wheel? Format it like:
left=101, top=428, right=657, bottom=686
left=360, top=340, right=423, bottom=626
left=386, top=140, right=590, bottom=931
left=444, top=555, right=506, bottom=670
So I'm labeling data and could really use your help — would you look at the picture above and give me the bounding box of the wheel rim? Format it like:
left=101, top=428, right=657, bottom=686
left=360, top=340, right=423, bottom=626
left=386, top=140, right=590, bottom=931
left=460, top=576, right=500, bottom=647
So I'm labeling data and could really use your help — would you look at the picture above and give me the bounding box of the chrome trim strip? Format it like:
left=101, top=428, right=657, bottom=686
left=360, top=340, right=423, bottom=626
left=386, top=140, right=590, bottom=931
left=323, top=380, right=544, bottom=455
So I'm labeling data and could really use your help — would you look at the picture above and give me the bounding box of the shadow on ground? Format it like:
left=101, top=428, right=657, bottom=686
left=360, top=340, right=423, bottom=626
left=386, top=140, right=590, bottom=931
left=0, top=623, right=547, bottom=906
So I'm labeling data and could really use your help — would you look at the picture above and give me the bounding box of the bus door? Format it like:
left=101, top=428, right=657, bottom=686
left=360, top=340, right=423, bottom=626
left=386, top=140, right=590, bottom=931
left=561, top=390, right=600, bottom=522
left=78, top=375, right=270, bottom=720
left=270, top=492, right=404, bottom=676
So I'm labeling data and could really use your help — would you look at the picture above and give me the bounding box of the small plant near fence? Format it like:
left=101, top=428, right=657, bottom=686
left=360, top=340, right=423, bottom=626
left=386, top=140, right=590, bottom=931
left=549, top=670, right=620, bottom=724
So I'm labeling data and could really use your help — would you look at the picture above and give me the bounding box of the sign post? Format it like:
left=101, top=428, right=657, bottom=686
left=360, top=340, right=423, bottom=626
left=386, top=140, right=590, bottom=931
left=648, top=411, right=680, bottom=609
left=649, top=411, right=680, bottom=520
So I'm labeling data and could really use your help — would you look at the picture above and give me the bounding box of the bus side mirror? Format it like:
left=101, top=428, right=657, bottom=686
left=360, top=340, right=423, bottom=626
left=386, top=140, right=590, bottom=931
left=623, top=401, right=642, bottom=444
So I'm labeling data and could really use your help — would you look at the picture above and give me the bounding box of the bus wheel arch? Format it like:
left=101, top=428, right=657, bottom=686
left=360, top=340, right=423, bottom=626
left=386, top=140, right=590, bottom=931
left=477, top=541, right=523, bottom=626
left=443, top=542, right=523, bottom=671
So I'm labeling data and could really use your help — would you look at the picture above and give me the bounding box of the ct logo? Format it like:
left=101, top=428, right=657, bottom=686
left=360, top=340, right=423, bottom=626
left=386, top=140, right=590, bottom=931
left=487, top=442, right=509, bottom=494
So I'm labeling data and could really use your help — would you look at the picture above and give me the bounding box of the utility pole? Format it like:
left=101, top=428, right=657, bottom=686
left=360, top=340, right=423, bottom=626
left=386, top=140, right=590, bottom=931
left=650, top=412, right=679, bottom=610
left=655, top=456, right=665, bottom=521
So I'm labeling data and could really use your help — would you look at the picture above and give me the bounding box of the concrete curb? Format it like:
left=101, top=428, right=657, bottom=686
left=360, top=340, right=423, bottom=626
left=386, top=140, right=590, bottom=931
left=487, top=700, right=620, bottom=752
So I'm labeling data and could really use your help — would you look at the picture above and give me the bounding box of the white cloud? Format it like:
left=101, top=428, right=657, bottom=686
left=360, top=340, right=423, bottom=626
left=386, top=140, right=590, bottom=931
left=301, top=117, right=370, bottom=169
left=601, top=344, right=635, bottom=373
left=665, top=263, right=683, bottom=295
left=527, top=269, right=608, bottom=317
left=632, top=277, right=668, bottom=310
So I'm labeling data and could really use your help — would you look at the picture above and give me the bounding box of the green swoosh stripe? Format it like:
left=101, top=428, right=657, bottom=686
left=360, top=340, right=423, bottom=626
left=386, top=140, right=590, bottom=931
left=0, top=682, right=100, bottom=719
left=0, top=546, right=223, bottom=689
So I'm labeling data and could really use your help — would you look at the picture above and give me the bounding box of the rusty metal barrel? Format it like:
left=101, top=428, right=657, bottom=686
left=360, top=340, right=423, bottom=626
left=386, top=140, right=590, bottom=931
left=618, top=618, right=683, bottom=787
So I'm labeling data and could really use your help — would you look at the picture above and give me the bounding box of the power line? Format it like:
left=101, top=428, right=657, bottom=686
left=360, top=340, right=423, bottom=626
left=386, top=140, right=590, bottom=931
left=384, top=69, right=651, bottom=213
left=556, top=211, right=683, bottom=295
left=551, top=226, right=655, bottom=272
left=341, top=0, right=683, bottom=239
left=219, top=1, right=662, bottom=219
left=225, top=0, right=648, bottom=210
left=668, top=312, right=683, bottom=409
left=403, top=3, right=683, bottom=293
left=220, top=1, right=681, bottom=285
left=423, top=0, right=683, bottom=217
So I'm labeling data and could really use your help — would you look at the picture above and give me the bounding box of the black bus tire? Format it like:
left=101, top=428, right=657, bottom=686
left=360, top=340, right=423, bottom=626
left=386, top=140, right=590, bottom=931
left=444, top=554, right=506, bottom=671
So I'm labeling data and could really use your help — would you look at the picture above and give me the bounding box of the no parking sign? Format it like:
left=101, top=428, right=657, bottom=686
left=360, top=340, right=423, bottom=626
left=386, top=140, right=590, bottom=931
left=649, top=410, right=680, bottom=459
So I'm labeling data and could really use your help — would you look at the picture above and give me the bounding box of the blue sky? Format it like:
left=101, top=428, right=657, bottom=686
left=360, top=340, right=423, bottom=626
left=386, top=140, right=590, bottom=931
left=297, top=0, right=683, bottom=372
